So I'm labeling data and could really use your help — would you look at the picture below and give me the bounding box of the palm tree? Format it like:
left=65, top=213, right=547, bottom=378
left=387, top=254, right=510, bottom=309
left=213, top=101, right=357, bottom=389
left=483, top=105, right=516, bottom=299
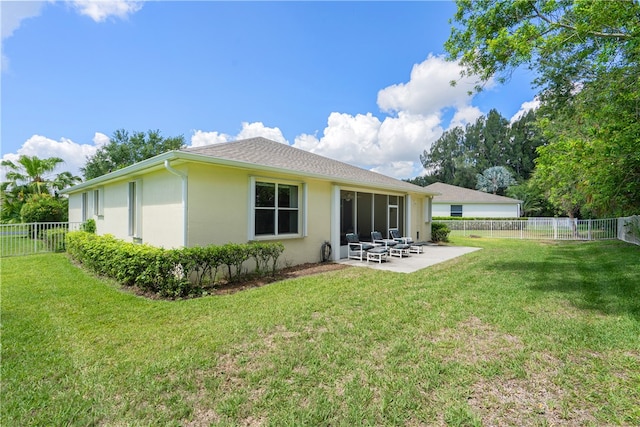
left=1, top=155, right=65, bottom=195
left=1, top=155, right=81, bottom=223
left=51, top=171, right=82, bottom=197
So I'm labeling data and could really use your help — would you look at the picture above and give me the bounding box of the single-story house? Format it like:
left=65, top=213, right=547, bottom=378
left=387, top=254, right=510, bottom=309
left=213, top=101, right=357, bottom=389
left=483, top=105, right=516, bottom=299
left=62, top=137, right=438, bottom=264
left=424, top=182, right=522, bottom=218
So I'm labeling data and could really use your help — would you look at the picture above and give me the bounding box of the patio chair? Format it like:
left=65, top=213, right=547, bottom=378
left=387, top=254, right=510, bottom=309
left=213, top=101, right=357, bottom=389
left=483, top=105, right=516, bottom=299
left=346, top=233, right=388, bottom=263
left=388, top=229, right=428, bottom=254
left=372, top=231, right=411, bottom=258
left=388, top=229, right=419, bottom=255
left=389, top=228, right=413, bottom=244
left=371, top=230, right=397, bottom=248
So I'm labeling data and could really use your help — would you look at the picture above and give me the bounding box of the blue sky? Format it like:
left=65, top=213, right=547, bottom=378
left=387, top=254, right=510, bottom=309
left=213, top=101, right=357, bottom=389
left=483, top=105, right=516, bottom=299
left=1, top=1, right=537, bottom=181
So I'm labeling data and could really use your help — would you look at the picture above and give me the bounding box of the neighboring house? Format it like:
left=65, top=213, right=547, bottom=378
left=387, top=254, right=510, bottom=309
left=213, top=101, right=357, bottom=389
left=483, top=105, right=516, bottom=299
left=424, top=182, right=522, bottom=218
left=62, top=137, right=438, bottom=264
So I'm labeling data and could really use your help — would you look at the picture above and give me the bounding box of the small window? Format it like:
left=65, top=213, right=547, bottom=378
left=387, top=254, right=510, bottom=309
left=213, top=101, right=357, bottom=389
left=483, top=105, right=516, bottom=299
left=451, top=205, right=463, bottom=217
left=81, top=192, right=89, bottom=222
left=93, top=188, right=104, bottom=216
left=128, top=182, right=139, bottom=236
left=253, top=180, right=299, bottom=237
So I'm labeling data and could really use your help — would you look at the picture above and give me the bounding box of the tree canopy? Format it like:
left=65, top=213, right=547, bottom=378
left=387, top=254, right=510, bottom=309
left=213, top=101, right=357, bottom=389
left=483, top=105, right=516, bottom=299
left=446, top=0, right=640, bottom=217
left=419, top=108, right=544, bottom=190
left=476, top=166, right=516, bottom=195
left=0, top=155, right=80, bottom=223
left=82, top=129, right=185, bottom=180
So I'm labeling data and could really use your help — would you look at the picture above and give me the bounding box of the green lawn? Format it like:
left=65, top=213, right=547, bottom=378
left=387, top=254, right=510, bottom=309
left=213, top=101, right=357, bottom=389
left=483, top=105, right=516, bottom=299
left=2, top=238, right=639, bottom=426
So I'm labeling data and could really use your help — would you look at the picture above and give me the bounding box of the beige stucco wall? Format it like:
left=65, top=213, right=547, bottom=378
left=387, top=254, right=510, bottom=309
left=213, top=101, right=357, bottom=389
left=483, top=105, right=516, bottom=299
left=187, top=163, right=333, bottom=266
left=68, top=193, right=83, bottom=223
left=138, top=169, right=184, bottom=248
left=67, top=169, right=184, bottom=247
left=67, top=162, right=433, bottom=266
left=409, top=195, right=432, bottom=242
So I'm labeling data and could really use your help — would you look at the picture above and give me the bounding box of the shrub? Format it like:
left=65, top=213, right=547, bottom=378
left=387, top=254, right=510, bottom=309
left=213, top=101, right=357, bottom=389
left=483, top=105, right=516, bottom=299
left=65, top=232, right=285, bottom=298
left=431, top=222, right=451, bottom=243
left=20, top=194, right=68, bottom=223
left=81, top=219, right=97, bottom=234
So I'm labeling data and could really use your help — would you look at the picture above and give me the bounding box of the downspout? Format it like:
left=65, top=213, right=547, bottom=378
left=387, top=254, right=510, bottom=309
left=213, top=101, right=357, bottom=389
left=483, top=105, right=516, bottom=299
left=164, top=160, right=188, bottom=247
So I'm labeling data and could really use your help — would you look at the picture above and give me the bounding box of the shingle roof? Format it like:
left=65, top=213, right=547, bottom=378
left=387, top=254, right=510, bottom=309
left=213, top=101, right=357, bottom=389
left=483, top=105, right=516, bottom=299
left=424, top=182, right=522, bottom=204
left=182, top=137, right=433, bottom=194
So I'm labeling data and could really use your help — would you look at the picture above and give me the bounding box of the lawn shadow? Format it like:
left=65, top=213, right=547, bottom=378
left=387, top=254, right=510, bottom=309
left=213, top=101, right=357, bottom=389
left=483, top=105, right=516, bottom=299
left=489, top=242, right=640, bottom=319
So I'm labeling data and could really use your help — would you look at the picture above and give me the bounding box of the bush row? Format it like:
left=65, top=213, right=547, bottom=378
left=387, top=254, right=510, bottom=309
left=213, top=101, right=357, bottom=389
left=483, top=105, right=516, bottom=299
left=66, top=231, right=284, bottom=298
left=433, top=217, right=527, bottom=221
left=440, top=220, right=531, bottom=231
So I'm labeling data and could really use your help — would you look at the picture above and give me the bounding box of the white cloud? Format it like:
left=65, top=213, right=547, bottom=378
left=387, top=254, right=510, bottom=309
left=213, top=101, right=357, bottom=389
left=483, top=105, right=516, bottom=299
left=2, top=1, right=144, bottom=72
left=190, top=122, right=287, bottom=147
left=93, top=132, right=110, bottom=148
left=449, top=105, right=483, bottom=129
left=1, top=135, right=100, bottom=181
left=370, top=161, right=418, bottom=180
left=377, top=54, right=484, bottom=116
left=190, top=130, right=230, bottom=147
left=236, top=122, right=287, bottom=144
left=1, top=1, right=46, bottom=71
left=291, top=111, right=443, bottom=179
left=69, top=0, right=143, bottom=22
left=510, top=99, right=540, bottom=123
left=287, top=55, right=491, bottom=179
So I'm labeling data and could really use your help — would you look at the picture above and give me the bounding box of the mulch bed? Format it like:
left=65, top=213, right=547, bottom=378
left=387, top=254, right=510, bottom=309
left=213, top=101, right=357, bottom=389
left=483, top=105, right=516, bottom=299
left=212, top=262, right=351, bottom=295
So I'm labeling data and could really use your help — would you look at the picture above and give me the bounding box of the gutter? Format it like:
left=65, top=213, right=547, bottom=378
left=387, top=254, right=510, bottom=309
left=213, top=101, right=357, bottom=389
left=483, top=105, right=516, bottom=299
left=164, top=159, right=188, bottom=247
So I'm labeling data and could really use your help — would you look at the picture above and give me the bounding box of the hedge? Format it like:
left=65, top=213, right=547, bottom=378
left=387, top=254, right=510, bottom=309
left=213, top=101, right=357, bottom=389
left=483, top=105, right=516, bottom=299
left=433, top=216, right=527, bottom=221
left=66, top=232, right=284, bottom=298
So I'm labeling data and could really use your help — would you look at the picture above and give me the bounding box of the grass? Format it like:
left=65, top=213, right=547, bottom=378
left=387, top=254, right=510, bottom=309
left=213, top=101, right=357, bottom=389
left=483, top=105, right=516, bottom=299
left=2, top=238, right=639, bottom=426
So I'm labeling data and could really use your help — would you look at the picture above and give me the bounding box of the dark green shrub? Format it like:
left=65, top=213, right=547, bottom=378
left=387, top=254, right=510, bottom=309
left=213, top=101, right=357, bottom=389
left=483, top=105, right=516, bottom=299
left=81, top=219, right=97, bottom=233
left=65, top=232, right=286, bottom=299
left=249, top=241, right=285, bottom=276
left=431, top=222, right=451, bottom=243
left=20, top=194, right=68, bottom=223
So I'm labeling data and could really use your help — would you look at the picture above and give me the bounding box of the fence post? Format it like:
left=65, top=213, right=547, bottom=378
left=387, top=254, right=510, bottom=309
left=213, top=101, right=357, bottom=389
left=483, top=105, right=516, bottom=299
left=520, top=220, right=523, bottom=239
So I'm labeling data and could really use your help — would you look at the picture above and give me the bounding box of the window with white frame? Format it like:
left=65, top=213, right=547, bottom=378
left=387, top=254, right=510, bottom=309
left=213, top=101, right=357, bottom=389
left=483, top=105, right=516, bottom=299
left=253, top=180, right=300, bottom=237
left=93, top=188, right=104, bottom=216
left=81, top=192, right=89, bottom=222
left=128, top=181, right=139, bottom=236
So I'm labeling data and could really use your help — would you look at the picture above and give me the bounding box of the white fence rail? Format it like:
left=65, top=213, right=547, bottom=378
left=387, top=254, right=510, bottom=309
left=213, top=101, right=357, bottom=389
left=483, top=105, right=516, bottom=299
left=438, top=217, right=637, bottom=242
left=2, top=217, right=638, bottom=258
left=0, top=222, right=83, bottom=257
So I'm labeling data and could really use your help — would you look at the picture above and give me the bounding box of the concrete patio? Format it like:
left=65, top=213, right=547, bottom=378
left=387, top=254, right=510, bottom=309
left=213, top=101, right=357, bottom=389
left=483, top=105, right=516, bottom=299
left=338, top=244, right=481, bottom=273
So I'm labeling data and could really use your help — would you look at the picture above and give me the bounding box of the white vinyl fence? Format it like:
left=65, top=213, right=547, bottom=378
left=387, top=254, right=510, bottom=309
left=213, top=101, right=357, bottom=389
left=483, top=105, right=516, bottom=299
left=0, top=222, right=83, bottom=257
left=439, top=217, right=640, bottom=245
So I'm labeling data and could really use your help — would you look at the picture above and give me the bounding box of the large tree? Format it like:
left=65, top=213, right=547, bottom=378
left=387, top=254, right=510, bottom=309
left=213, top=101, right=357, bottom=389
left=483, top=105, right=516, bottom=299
left=445, top=0, right=640, bottom=216
left=82, top=129, right=185, bottom=180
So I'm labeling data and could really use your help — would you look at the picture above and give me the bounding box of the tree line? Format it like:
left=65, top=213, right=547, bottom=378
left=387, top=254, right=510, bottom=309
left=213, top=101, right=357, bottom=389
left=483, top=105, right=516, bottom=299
left=1, top=130, right=184, bottom=224
left=436, top=0, right=640, bottom=219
